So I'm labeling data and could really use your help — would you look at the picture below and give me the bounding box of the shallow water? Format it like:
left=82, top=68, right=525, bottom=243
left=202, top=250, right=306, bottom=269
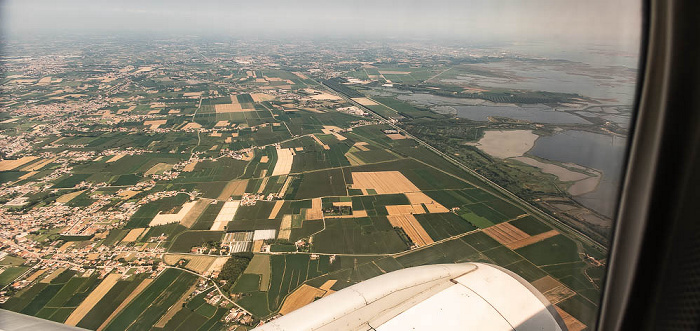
left=529, top=130, right=628, bottom=217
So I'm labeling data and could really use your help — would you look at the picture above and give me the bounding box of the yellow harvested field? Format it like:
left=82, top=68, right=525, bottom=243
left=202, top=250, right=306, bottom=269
left=0, top=156, right=38, bottom=171
left=251, top=93, right=276, bottom=102
left=56, top=190, right=86, bottom=204
left=155, top=283, right=197, bottom=328
left=97, top=278, right=153, bottom=331
left=424, top=203, right=450, bottom=213
left=404, top=192, right=433, bottom=205
left=305, top=198, right=323, bottom=220
left=182, top=122, right=202, bottom=130
left=214, top=120, right=230, bottom=127
left=319, top=280, right=337, bottom=291
left=351, top=171, right=419, bottom=194
left=37, top=76, right=52, bottom=85
left=144, top=119, right=167, bottom=130
left=41, top=268, right=67, bottom=283
left=260, top=156, right=269, bottom=163
left=57, top=242, right=74, bottom=252
left=269, top=200, right=284, bottom=219
left=180, top=199, right=210, bottom=228
left=118, top=190, right=140, bottom=200
left=406, top=192, right=450, bottom=213
left=206, top=257, right=229, bottom=276
left=120, top=228, right=146, bottom=243
left=311, top=134, right=330, bottom=150
left=18, top=171, right=37, bottom=180
left=149, top=200, right=197, bottom=226
left=321, top=126, right=347, bottom=141
left=21, top=157, right=56, bottom=171
left=217, top=179, right=248, bottom=200
left=106, top=153, right=126, bottom=163
left=292, top=72, right=308, bottom=79
left=257, top=177, right=269, bottom=194
left=163, top=254, right=216, bottom=274
left=211, top=200, right=240, bottom=231
left=66, top=273, right=122, bottom=326
left=483, top=222, right=529, bottom=246
left=353, top=210, right=368, bottom=217
left=182, top=160, right=199, bottom=172
left=387, top=214, right=433, bottom=247
left=144, top=162, right=173, bottom=175
left=556, top=306, right=587, bottom=331
left=271, top=148, right=294, bottom=176
left=353, top=142, right=369, bottom=151
left=507, top=230, right=560, bottom=250
left=279, top=284, right=327, bottom=315
left=386, top=133, right=407, bottom=140
left=25, top=269, right=47, bottom=283
left=278, top=215, right=292, bottom=240
left=386, top=205, right=425, bottom=215
left=215, top=103, right=245, bottom=113
left=252, top=240, right=264, bottom=252
left=245, top=254, right=271, bottom=291
left=351, top=97, right=378, bottom=106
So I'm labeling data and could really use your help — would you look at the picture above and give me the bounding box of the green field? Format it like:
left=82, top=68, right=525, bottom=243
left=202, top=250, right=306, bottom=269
left=126, top=194, right=190, bottom=228
left=191, top=201, right=224, bottom=230
left=414, top=212, right=477, bottom=240
left=265, top=254, right=330, bottom=313
left=105, top=268, right=199, bottom=331
left=312, top=217, right=407, bottom=254
left=169, top=231, right=224, bottom=253
left=516, top=235, right=581, bottom=266
left=76, top=276, right=147, bottom=330
left=0, top=266, right=29, bottom=286
left=293, top=168, right=347, bottom=199
left=396, top=238, right=479, bottom=267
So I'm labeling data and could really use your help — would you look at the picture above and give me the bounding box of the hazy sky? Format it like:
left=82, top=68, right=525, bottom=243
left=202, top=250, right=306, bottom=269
left=1, top=0, right=641, bottom=46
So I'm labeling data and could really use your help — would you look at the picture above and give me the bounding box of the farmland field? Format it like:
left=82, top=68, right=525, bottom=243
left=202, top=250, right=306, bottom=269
left=104, top=269, right=199, bottom=331
left=312, top=217, right=407, bottom=254
left=0, top=36, right=616, bottom=329
left=169, top=231, right=224, bottom=253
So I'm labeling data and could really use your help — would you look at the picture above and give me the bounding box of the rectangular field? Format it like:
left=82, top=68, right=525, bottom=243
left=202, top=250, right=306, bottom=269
left=65, top=273, right=122, bottom=326
left=278, top=284, right=326, bottom=315
left=351, top=171, right=419, bottom=194
left=271, top=148, right=294, bottom=176
left=211, top=201, right=240, bottom=231
left=386, top=214, right=434, bottom=247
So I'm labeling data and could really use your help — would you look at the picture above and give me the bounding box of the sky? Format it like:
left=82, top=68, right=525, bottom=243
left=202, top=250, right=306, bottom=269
left=1, top=0, right=641, bottom=47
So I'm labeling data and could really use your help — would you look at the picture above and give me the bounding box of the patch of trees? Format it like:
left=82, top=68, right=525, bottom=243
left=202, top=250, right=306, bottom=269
left=217, top=252, right=253, bottom=292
